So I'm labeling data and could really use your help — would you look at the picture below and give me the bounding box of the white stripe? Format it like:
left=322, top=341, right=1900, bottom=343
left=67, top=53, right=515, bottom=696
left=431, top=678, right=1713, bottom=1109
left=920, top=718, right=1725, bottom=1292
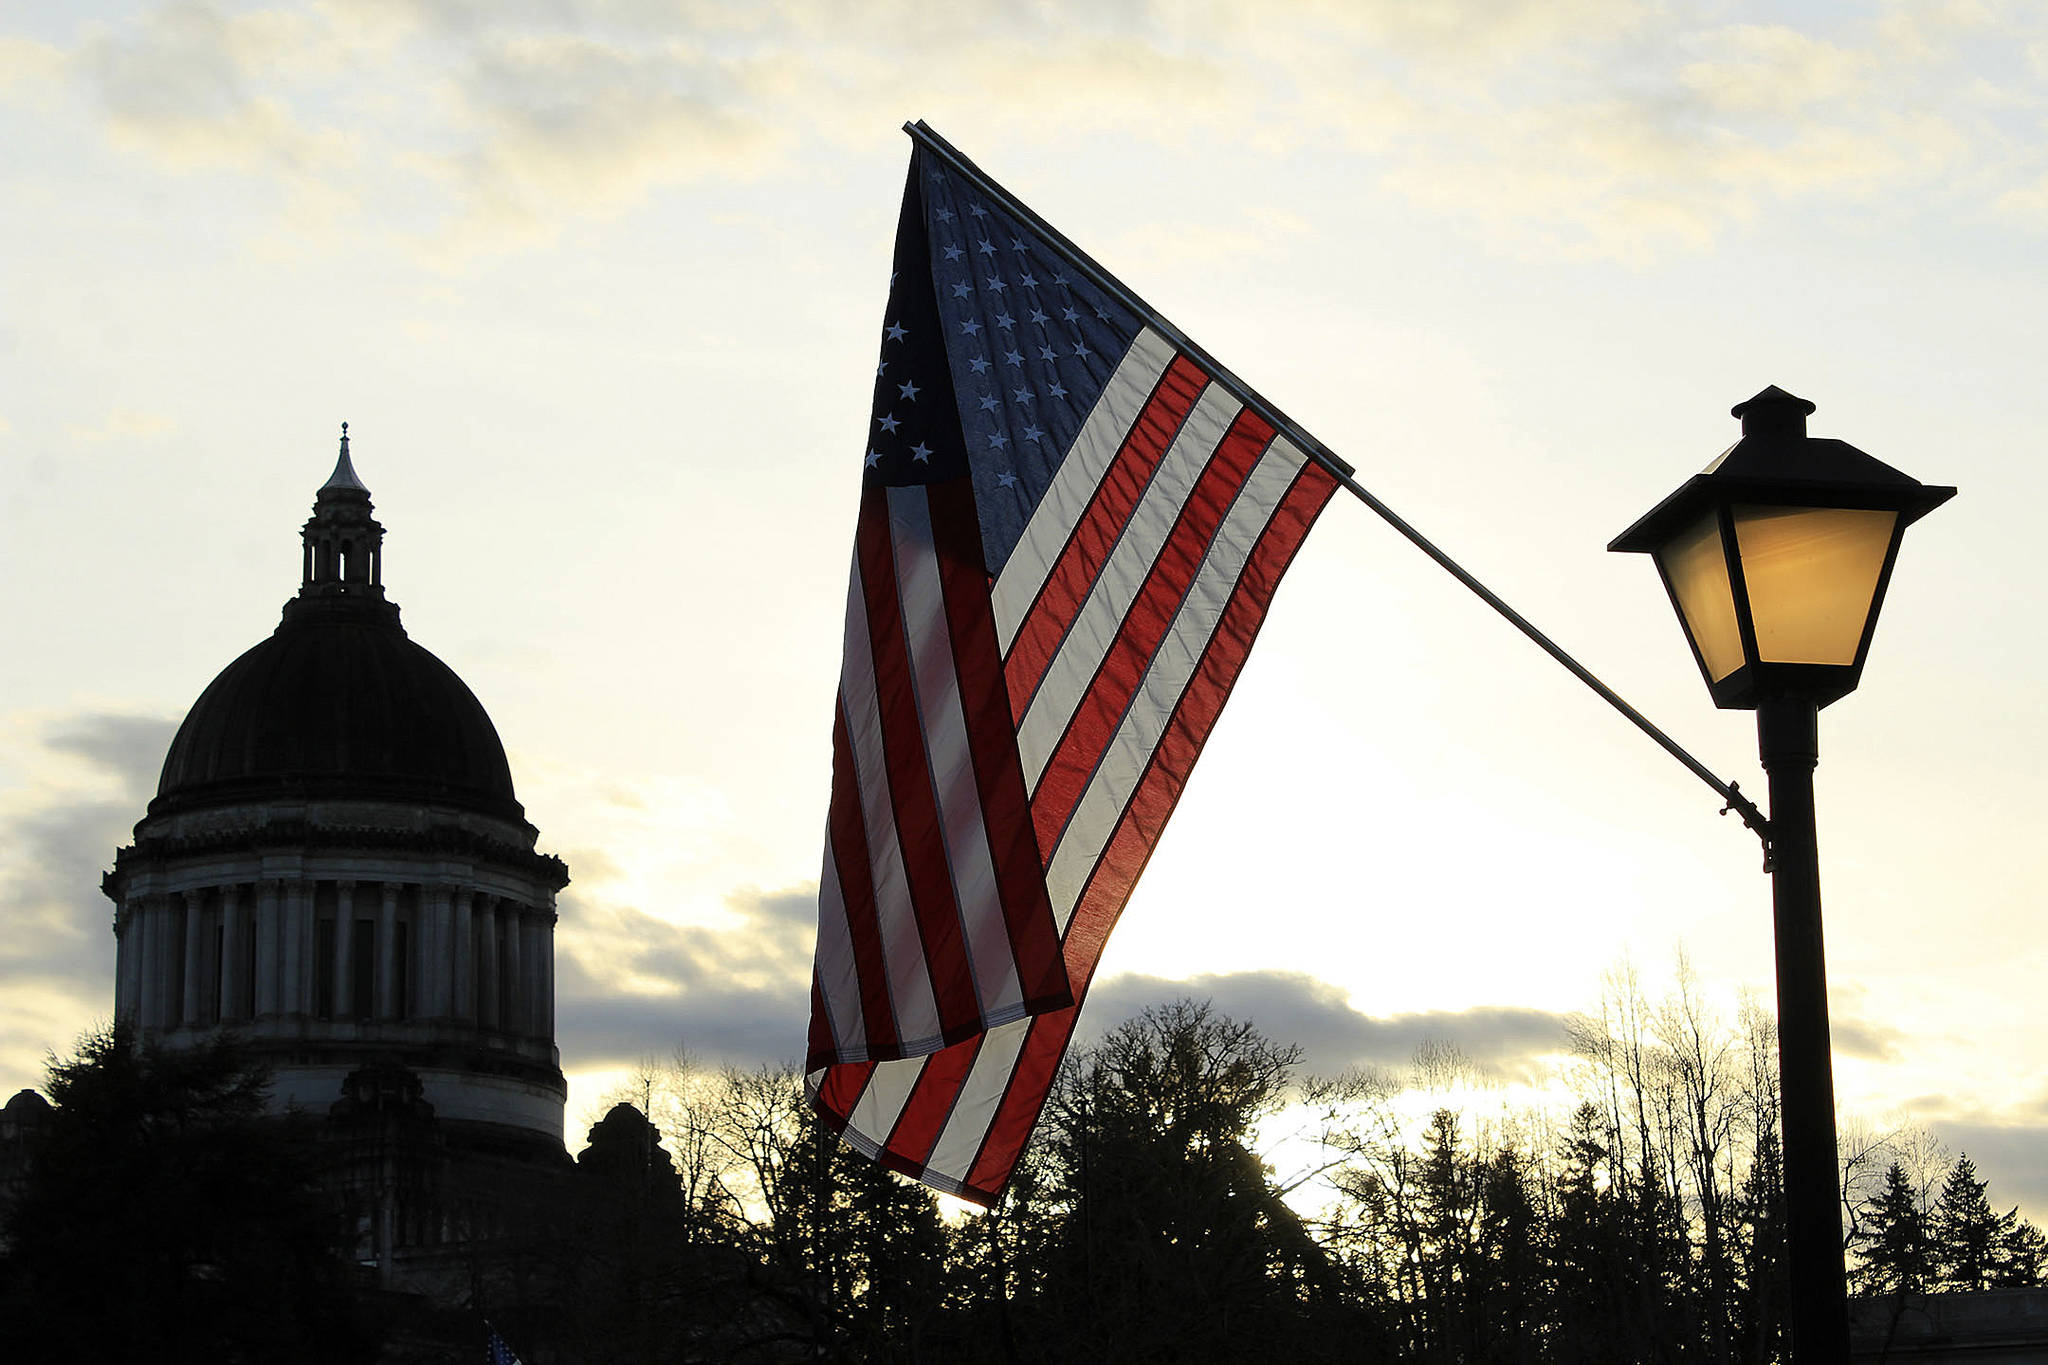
left=886, top=488, right=1026, bottom=1023
left=922, top=1016, right=1033, bottom=1184
left=839, top=547, right=944, bottom=1048
left=991, top=328, right=1178, bottom=651
left=846, top=1053, right=929, bottom=1148
left=1016, top=381, right=1244, bottom=790
left=1044, top=439, right=1308, bottom=929
left=813, top=822, right=865, bottom=1056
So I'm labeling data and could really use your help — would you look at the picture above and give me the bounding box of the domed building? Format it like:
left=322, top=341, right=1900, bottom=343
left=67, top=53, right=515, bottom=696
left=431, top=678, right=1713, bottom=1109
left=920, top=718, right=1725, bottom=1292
left=101, top=428, right=571, bottom=1280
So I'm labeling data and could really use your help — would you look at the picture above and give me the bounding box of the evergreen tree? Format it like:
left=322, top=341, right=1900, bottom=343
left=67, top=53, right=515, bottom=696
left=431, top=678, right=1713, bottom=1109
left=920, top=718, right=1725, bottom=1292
left=1932, top=1155, right=2005, bottom=1292
left=0, top=1023, right=375, bottom=1365
left=1853, top=1162, right=1931, bottom=1296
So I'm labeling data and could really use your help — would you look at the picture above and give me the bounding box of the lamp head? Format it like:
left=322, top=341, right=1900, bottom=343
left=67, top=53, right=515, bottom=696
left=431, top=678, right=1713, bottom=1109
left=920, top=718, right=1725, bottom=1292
left=1610, top=388, right=1954, bottom=710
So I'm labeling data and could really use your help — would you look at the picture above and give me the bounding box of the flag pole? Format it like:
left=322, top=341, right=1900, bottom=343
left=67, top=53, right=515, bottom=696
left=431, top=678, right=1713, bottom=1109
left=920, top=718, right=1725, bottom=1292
left=903, top=120, right=1773, bottom=858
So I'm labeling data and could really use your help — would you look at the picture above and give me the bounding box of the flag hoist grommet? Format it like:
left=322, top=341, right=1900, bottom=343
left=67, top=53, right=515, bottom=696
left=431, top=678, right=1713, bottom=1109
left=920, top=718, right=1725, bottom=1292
left=807, top=123, right=1344, bottom=1204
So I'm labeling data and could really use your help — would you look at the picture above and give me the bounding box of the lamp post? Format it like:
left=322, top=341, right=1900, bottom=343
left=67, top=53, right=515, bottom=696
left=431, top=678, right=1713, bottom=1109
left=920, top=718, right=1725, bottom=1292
left=1610, top=387, right=1954, bottom=1362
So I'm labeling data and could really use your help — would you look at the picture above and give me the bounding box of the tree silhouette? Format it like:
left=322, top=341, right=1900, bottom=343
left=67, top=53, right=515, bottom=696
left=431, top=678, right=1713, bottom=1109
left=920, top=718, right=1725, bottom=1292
left=0, top=1023, right=375, bottom=1365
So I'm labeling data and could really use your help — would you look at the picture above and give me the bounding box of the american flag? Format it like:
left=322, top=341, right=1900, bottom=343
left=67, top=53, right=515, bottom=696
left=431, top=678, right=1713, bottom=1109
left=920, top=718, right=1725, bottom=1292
left=485, top=1324, right=523, bottom=1365
left=807, top=126, right=1342, bottom=1204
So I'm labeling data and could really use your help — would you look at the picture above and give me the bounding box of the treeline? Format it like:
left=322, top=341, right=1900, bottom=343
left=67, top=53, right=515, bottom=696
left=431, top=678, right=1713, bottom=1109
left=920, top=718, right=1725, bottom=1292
left=587, top=976, right=2044, bottom=1363
left=2, top=976, right=2041, bottom=1363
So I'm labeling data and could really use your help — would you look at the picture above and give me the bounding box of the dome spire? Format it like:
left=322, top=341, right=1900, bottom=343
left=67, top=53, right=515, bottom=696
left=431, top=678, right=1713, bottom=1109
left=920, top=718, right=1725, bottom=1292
left=290, top=424, right=397, bottom=626
left=322, top=421, right=369, bottom=493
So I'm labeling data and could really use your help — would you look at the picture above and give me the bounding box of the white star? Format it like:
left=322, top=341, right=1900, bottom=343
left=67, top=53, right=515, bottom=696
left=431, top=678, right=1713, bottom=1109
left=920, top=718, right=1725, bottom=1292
left=865, top=448, right=881, bottom=468
left=952, top=282, right=973, bottom=299
left=1011, top=388, right=1032, bottom=404
left=910, top=442, right=933, bottom=462
left=996, top=470, right=1018, bottom=488
left=943, top=244, right=965, bottom=262
left=969, top=203, right=988, bottom=217
left=995, top=312, right=1014, bottom=329
left=1022, top=425, right=1044, bottom=443
left=1095, top=305, right=1110, bottom=321
left=1029, top=308, right=1049, bottom=325
left=1062, top=306, right=1080, bottom=322
left=1038, top=345, right=1059, bottom=362
left=898, top=379, right=921, bottom=401
left=1048, top=380, right=1068, bottom=399
left=968, top=356, right=991, bottom=374
left=877, top=412, right=901, bottom=433
left=1053, top=273, right=1070, bottom=286
left=1020, top=272, right=1038, bottom=288
left=984, top=276, right=1006, bottom=293
left=979, top=394, right=1000, bottom=412
left=988, top=431, right=1008, bottom=450
left=960, top=318, right=982, bottom=336
left=1004, top=349, right=1024, bottom=366
left=876, top=361, right=887, bottom=377
left=935, top=207, right=954, bottom=222
left=977, top=239, right=997, bottom=256
left=885, top=321, right=908, bottom=342
left=1011, top=238, right=1028, bottom=252
left=1072, top=341, right=1091, bottom=358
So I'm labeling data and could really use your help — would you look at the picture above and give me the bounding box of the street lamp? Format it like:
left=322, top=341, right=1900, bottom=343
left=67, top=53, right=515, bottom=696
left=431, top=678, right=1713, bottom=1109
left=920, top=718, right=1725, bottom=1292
left=1610, top=386, right=1954, bottom=1363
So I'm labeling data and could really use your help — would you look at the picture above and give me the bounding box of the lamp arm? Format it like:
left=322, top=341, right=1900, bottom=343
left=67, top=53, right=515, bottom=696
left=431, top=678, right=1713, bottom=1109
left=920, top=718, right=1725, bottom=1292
left=1326, top=468, right=1774, bottom=869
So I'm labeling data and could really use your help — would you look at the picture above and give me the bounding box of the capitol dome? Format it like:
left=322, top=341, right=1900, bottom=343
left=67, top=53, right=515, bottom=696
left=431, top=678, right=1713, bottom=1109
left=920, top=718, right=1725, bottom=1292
left=105, top=429, right=570, bottom=1191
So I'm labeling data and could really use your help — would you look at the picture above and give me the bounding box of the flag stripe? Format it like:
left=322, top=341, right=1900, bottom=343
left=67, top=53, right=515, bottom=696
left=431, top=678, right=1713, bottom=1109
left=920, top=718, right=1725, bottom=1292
left=886, top=485, right=1022, bottom=1023
left=880, top=1029, right=986, bottom=1169
left=1016, top=381, right=1245, bottom=793
left=829, top=647, right=914, bottom=1059
left=956, top=457, right=1339, bottom=1198
left=846, top=1049, right=926, bottom=1148
left=1027, top=407, right=1277, bottom=862
left=814, top=1059, right=877, bottom=1119
left=991, top=327, right=1179, bottom=651
left=843, top=494, right=948, bottom=1052
left=925, top=477, right=1069, bottom=1013
left=1045, top=439, right=1310, bottom=925
left=1000, top=352, right=1209, bottom=722
left=922, top=1016, right=1032, bottom=1184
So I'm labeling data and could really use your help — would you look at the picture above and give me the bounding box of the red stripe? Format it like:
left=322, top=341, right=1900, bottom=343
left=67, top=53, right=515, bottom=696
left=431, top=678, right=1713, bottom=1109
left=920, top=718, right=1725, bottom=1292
left=925, top=478, right=1070, bottom=1014
left=813, top=1060, right=877, bottom=1130
left=958, top=461, right=1338, bottom=1201
left=807, top=975, right=833, bottom=1066
left=811, top=700, right=899, bottom=1067
left=854, top=483, right=978, bottom=1040
left=1002, top=355, right=1208, bottom=723
left=1027, top=407, right=1275, bottom=855
left=882, top=1032, right=986, bottom=1169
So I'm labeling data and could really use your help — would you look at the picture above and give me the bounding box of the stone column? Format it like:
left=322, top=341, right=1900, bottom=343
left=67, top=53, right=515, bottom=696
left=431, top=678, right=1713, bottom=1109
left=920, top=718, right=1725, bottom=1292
left=255, top=880, right=281, bottom=1017
left=426, top=885, right=453, bottom=1018
left=502, top=905, right=524, bottom=1035
left=280, top=880, right=309, bottom=1015
left=134, top=896, right=159, bottom=1028
left=541, top=910, right=556, bottom=1039
left=148, top=894, right=176, bottom=1030
left=180, top=890, right=206, bottom=1028
left=334, top=881, right=357, bottom=1020
left=377, top=883, right=400, bottom=1019
left=115, top=898, right=140, bottom=1021
left=221, top=885, right=248, bottom=1021
left=452, top=887, right=475, bottom=1021
left=478, top=898, right=501, bottom=1030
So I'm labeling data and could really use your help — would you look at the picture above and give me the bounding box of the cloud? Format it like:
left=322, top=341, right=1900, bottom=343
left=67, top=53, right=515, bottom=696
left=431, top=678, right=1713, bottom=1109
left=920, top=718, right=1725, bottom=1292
left=1081, top=969, right=1574, bottom=1081
left=0, top=713, right=178, bottom=1016
left=78, top=3, right=356, bottom=176
left=553, top=882, right=813, bottom=1070
left=67, top=409, right=176, bottom=444
left=19, top=0, right=2040, bottom=268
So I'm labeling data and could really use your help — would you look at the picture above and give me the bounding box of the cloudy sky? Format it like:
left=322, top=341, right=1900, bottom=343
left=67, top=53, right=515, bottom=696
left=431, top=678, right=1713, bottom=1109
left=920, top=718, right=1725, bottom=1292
left=4, top=1, right=2046, bottom=1211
